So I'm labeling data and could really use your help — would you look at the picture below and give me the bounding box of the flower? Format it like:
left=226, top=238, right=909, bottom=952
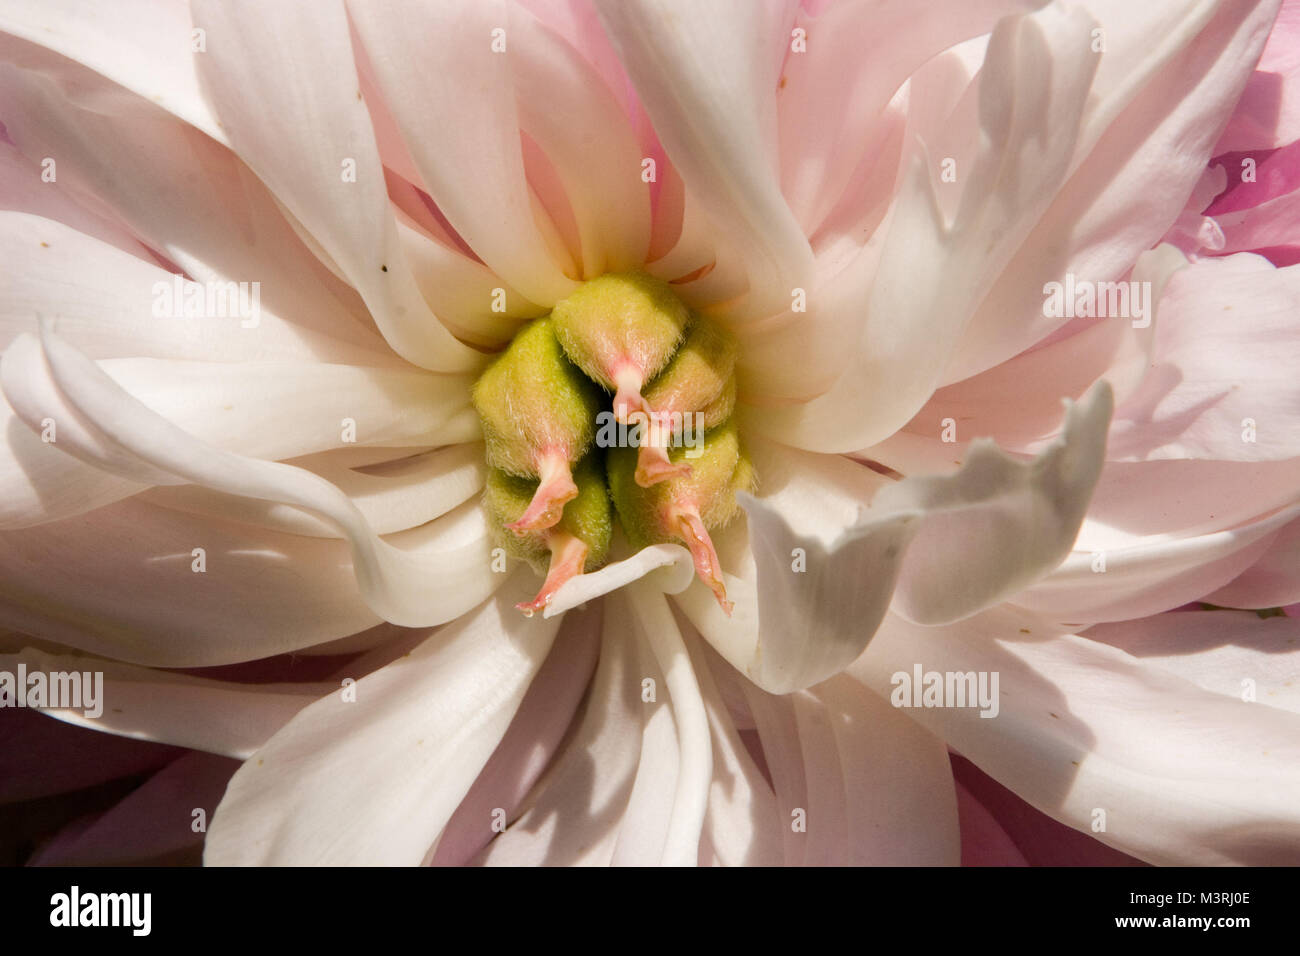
left=1, top=0, right=1298, bottom=867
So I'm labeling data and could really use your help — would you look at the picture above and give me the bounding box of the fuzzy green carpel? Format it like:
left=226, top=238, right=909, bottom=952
left=471, top=275, right=748, bottom=614
left=483, top=455, right=612, bottom=573
left=472, top=317, right=601, bottom=477
left=607, top=419, right=750, bottom=547
left=643, top=317, right=738, bottom=419
left=550, top=271, right=690, bottom=391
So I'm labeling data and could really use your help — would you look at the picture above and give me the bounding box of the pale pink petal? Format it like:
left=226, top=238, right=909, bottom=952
left=0, top=0, right=220, bottom=139
left=1085, top=608, right=1300, bottom=714
left=594, top=0, right=815, bottom=320
left=777, top=0, right=1036, bottom=237
left=431, top=608, right=601, bottom=866
left=881, top=245, right=1183, bottom=458
left=1075, top=458, right=1300, bottom=552
left=1215, top=0, right=1300, bottom=150
left=190, top=0, right=482, bottom=372
left=754, top=4, right=1100, bottom=451
left=1206, top=514, right=1300, bottom=607
left=1212, top=142, right=1300, bottom=253
left=1108, top=253, right=1300, bottom=461
left=0, top=145, right=152, bottom=263
left=1017, top=502, right=1300, bottom=624
left=945, top=0, right=1279, bottom=383
left=205, top=574, right=564, bottom=866
left=346, top=0, right=577, bottom=305
left=853, top=605, right=1300, bottom=864
left=508, top=4, right=651, bottom=277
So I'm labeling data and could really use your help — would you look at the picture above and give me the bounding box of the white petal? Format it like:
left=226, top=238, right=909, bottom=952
left=508, top=4, right=651, bottom=278
left=0, top=63, right=387, bottom=357
left=142, top=444, right=485, bottom=538
left=431, top=608, right=601, bottom=866
left=0, top=646, right=329, bottom=758
left=680, top=386, right=1110, bottom=692
left=0, top=212, right=394, bottom=365
left=626, top=581, right=712, bottom=865
left=595, top=0, right=814, bottom=320
left=873, top=383, right=1112, bottom=624
left=0, top=389, right=146, bottom=530
left=12, top=327, right=499, bottom=629
left=693, top=640, right=782, bottom=867
left=0, top=0, right=221, bottom=139
left=475, top=595, right=646, bottom=865
left=0, top=331, right=476, bottom=528
left=346, top=0, right=577, bottom=305
left=741, top=669, right=959, bottom=865
left=190, top=0, right=482, bottom=372
left=543, top=541, right=695, bottom=619
left=0, top=499, right=381, bottom=666
left=205, top=574, right=563, bottom=865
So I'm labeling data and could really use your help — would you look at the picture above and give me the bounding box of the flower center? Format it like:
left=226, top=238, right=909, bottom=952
left=472, top=272, right=750, bottom=616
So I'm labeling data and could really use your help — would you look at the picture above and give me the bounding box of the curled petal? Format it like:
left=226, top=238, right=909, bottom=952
left=681, top=384, right=1111, bottom=693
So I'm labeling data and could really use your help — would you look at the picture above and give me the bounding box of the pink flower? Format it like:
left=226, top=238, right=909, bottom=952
left=1, top=0, right=1297, bottom=866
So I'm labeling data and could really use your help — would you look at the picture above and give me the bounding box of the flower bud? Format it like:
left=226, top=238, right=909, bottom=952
left=483, top=454, right=613, bottom=615
left=550, top=271, right=690, bottom=425
left=607, top=419, right=753, bottom=614
left=472, top=317, right=602, bottom=531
